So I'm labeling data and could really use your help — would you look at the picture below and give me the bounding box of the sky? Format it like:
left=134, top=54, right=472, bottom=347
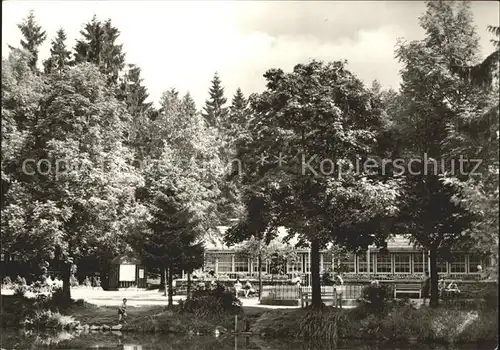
left=2, top=1, right=499, bottom=108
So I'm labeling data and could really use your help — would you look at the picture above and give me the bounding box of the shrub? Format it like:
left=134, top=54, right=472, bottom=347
left=358, top=284, right=391, bottom=314
left=178, top=284, right=242, bottom=318
left=25, top=310, right=79, bottom=330
left=3, top=276, right=13, bottom=288
left=14, top=275, right=27, bottom=286
left=13, top=284, right=27, bottom=297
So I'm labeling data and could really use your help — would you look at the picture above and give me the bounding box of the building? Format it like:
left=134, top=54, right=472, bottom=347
left=202, top=227, right=489, bottom=283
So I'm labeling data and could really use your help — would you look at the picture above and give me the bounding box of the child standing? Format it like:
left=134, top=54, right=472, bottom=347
left=118, top=298, right=128, bottom=323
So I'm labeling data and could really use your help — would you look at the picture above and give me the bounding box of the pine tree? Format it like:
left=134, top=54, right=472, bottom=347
left=231, top=88, right=247, bottom=112
left=202, top=72, right=228, bottom=127
left=74, top=16, right=125, bottom=84
left=119, top=64, right=153, bottom=116
left=181, top=92, right=197, bottom=119
left=17, top=10, right=47, bottom=71
left=43, top=28, right=72, bottom=74
left=143, top=185, right=202, bottom=305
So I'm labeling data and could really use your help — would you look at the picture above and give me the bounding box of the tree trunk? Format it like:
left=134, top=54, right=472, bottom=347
left=160, top=267, right=166, bottom=291
left=429, top=248, right=439, bottom=308
left=310, top=239, right=322, bottom=308
left=167, top=267, right=173, bottom=307
left=62, top=262, right=72, bottom=302
left=187, top=271, right=192, bottom=300
left=163, top=267, right=167, bottom=297
left=258, top=253, right=263, bottom=300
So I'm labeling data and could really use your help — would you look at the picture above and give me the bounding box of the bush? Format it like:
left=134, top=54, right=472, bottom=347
left=24, top=310, right=79, bottom=330
left=3, top=276, right=13, bottom=288
left=358, top=284, right=391, bottom=314
left=14, top=284, right=27, bottom=297
left=178, top=284, right=242, bottom=318
left=15, top=275, right=27, bottom=286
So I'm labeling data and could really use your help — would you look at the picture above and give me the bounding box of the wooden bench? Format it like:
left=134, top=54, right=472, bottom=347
left=393, top=283, right=422, bottom=299
left=300, top=287, right=344, bottom=308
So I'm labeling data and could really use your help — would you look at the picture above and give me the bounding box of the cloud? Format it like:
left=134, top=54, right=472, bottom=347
left=2, top=1, right=499, bottom=109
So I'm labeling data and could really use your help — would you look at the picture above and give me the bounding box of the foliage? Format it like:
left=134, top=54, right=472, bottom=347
left=202, top=72, right=228, bottom=128
left=232, top=60, right=401, bottom=307
left=43, top=28, right=72, bottom=74
left=73, top=15, right=125, bottom=84
left=358, top=283, right=391, bottom=314
left=24, top=310, right=79, bottom=330
left=178, top=284, right=242, bottom=318
left=15, top=10, right=47, bottom=70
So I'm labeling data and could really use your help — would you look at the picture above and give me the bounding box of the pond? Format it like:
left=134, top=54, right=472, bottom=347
left=0, top=329, right=496, bottom=350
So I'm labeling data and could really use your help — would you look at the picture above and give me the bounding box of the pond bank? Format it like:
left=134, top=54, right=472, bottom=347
left=1, top=294, right=497, bottom=346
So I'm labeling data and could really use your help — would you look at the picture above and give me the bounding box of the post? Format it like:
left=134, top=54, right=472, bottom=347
left=234, top=314, right=238, bottom=333
left=367, top=249, right=371, bottom=280
left=231, top=254, right=235, bottom=274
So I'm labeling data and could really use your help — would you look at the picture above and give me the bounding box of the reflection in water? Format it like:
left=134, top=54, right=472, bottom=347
left=0, top=329, right=496, bottom=350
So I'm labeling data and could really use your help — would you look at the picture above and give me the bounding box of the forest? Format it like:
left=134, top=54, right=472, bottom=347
left=1, top=1, right=498, bottom=309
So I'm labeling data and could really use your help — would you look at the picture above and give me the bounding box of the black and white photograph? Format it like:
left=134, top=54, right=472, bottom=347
left=1, top=1, right=499, bottom=349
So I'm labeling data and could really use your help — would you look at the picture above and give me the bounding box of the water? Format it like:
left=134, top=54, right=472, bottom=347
left=0, top=329, right=496, bottom=350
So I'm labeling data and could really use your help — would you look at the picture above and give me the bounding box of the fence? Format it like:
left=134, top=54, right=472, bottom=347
left=260, top=284, right=364, bottom=301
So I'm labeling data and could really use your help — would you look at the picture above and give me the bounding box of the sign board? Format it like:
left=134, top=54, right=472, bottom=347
left=119, top=264, right=136, bottom=282
left=139, top=269, right=144, bottom=279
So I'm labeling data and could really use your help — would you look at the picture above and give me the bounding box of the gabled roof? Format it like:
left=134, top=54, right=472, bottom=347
left=204, top=226, right=418, bottom=252
left=111, top=256, right=141, bottom=265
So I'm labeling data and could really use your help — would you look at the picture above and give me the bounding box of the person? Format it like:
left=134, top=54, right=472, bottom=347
left=445, top=280, right=460, bottom=298
left=422, top=271, right=430, bottom=306
left=334, top=274, right=344, bottom=309
left=118, top=298, right=128, bottom=323
left=243, top=279, right=254, bottom=298
left=438, top=279, right=446, bottom=298
left=291, top=274, right=301, bottom=287
left=95, top=277, right=101, bottom=289
left=234, top=278, right=242, bottom=297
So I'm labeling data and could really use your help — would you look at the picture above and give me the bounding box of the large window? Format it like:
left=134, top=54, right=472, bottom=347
left=287, top=255, right=303, bottom=273
left=321, top=253, right=333, bottom=273
left=437, top=259, right=447, bottom=274
left=413, top=253, right=425, bottom=273
left=234, top=254, right=249, bottom=272
left=341, top=254, right=356, bottom=273
left=376, top=254, right=392, bottom=273
left=357, top=254, right=374, bottom=273
left=218, top=255, right=232, bottom=273
left=394, top=254, right=411, bottom=273
left=304, top=254, right=311, bottom=273
left=469, top=255, right=482, bottom=273
left=449, top=255, right=466, bottom=273
left=252, top=259, right=268, bottom=273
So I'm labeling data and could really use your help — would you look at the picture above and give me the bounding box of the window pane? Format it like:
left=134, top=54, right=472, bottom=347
left=413, top=254, right=425, bottom=273
left=218, top=254, right=232, bottom=273
left=394, top=254, right=411, bottom=273
left=376, top=254, right=392, bottom=273
left=469, top=255, right=482, bottom=273
left=437, top=259, right=447, bottom=273
left=234, top=254, right=248, bottom=272
left=287, top=254, right=303, bottom=273
left=449, top=255, right=466, bottom=273
left=322, top=253, right=333, bottom=273
left=342, top=254, right=355, bottom=273
left=357, top=254, right=374, bottom=273
left=252, top=259, right=267, bottom=272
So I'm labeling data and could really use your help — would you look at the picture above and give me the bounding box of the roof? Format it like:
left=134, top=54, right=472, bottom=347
left=203, top=226, right=299, bottom=251
left=204, top=226, right=419, bottom=252
left=111, top=256, right=142, bottom=265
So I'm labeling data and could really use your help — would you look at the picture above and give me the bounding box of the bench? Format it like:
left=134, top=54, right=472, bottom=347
left=393, top=283, right=421, bottom=299
left=300, top=286, right=344, bottom=308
